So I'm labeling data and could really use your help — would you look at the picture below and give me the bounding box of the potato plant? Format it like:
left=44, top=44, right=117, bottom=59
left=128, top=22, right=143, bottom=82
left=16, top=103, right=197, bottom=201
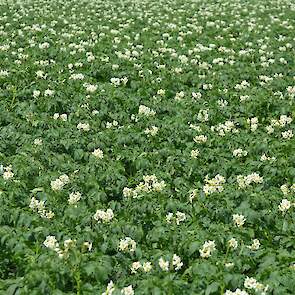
left=0, top=0, right=294, bottom=294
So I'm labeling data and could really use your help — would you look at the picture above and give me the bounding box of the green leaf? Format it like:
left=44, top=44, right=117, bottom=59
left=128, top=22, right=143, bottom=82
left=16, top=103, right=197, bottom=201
left=205, top=282, right=219, bottom=295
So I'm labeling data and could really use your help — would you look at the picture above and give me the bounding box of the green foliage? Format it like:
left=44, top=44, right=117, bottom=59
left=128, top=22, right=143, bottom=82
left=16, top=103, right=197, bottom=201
left=0, top=0, right=294, bottom=294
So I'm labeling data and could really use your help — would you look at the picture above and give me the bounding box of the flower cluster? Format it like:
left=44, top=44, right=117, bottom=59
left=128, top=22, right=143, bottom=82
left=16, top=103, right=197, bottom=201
left=29, top=197, right=54, bottom=219
left=193, top=134, right=208, bottom=143
left=280, top=183, right=295, bottom=195
left=212, top=120, right=237, bottom=136
left=2, top=165, right=14, bottom=180
left=138, top=105, right=156, bottom=117
left=225, top=289, right=249, bottom=295
left=203, top=174, right=226, bottom=195
left=247, top=239, right=260, bottom=251
left=118, top=237, right=136, bottom=253
left=166, top=211, right=186, bottom=225
left=233, top=149, right=248, bottom=158
left=110, top=76, right=128, bottom=87
left=53, top=113, right=68, bottom=121
left=158, top=254, right=183, bottom=271
left=92, top=148, right=104, bottom=159
left=199, top=240, right=216, bottom=258
left=278, top=199, right=292, bottom=213
left=93, top=209, right=114, bottom=223
left=50, top=174, right=70, bottom=191
left=144, top=126, right=159, bottom=136
left=77, top=122, right=90, bottom=131
left=102, top=281, right=134, bottom=295
left=247, top=117, right=259, bottom=132
left=237, top=173, right=263, bottom=188
left=228, top=238, right=238, bottom=250
left=244, top=277, right=269, bottom=294
left=123, top=175, right=166, bottom=198
left=197, top=109, right=209, bottom=122
left=191, top=149, right=200, bottom=158
left=68, top=192, right=82, bottom=205
left=130, top=261, right=153, bottom=273
left=43, top=236, right=77, bottom=258
left=233, top=214, right=246, bottom=227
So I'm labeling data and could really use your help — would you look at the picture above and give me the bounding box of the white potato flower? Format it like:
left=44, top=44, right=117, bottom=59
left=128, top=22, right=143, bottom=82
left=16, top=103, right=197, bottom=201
left=233, top=214, right=246, bottom=227
left=228, top=238, right=238, bottom=249
left=247, top=239, right=260, bottom=251
left=278, top=199, right=291, bottom=212
left=142, top=261, right=153, bottom=272
left=199, top=240, right=216, bottom=258
left=93, top=209, right=114, bottom=223
left=3, top=166, right=14, bottom=180
left=158, top=257, right=169, bottom=271
left=92, top=148, right=104, bottom=159
left=43, top=235, right=59, bottom=249
left=118, top=237, right=136, bottom=252
left=121, top=285, right=134, bottom=295
left=191, top=149, right=200, bottom=158
left=102, top=281, right=115, bottom=295
left=68, top=192, right=82, bottom=205
left=77, top=122, right=90, bottom=131
left=130, top=261, right=141, bottom=274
